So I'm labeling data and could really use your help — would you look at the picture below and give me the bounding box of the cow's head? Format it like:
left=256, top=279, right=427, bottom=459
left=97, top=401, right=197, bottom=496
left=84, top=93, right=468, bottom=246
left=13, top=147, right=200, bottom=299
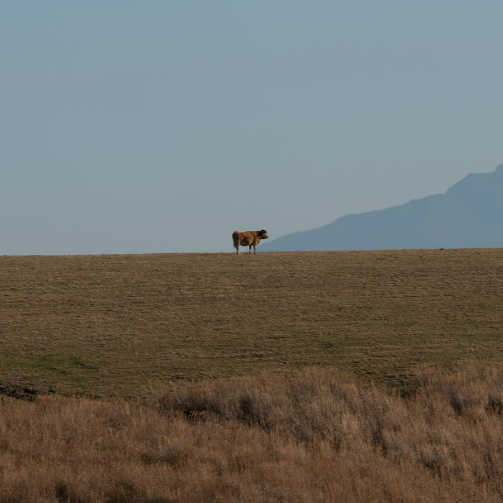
left=258, top=229, right=269, bottom=240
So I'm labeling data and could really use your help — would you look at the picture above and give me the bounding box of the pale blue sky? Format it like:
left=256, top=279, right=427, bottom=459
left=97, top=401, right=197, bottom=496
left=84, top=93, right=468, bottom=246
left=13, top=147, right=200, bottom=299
left=2, top=2, right=502, bottom=253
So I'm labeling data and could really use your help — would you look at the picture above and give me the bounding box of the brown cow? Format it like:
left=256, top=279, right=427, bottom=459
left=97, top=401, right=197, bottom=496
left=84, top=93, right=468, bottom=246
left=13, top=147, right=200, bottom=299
left=232, top=229, right=269, bottom=255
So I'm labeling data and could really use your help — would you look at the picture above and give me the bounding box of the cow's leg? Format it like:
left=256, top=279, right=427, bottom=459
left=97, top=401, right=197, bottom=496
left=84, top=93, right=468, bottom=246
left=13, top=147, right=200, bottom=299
left=248, top=245, right=252, bottom=255
left=232, top=233, right=239, bottom=255
left=253, top=244, right=257, bottom=255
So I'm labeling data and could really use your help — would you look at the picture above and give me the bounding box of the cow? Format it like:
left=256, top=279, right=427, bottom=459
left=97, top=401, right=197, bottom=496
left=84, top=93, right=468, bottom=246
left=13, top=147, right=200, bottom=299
left=232, top=229, right=269, bottom=255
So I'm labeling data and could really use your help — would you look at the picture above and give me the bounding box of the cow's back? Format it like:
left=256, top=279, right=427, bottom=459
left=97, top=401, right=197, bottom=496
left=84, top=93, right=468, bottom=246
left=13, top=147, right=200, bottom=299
left=233, top=230, right=258, bottom=246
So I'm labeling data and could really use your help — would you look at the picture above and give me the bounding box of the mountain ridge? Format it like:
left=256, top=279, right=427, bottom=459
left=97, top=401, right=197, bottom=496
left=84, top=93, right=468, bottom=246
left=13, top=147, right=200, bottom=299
left=265, top=165, right=503, bottom=251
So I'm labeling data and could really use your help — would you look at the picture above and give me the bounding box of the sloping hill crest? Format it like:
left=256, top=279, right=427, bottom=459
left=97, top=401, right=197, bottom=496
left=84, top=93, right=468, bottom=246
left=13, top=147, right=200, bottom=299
left=266, top=165, right=503, bottom=251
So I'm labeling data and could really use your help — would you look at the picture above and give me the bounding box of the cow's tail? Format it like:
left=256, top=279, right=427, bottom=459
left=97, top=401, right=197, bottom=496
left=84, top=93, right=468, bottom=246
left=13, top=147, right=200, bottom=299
left=232, top=231, right=240, bottom=254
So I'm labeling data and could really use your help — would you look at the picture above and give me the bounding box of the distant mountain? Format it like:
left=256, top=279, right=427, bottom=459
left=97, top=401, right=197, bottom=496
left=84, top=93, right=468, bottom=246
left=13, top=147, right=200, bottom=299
left=265, top=165, right=503, bottom=251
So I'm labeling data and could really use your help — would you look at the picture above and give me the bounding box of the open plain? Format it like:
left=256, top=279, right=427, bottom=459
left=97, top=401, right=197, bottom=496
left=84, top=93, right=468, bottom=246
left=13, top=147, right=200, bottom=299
left=2, top=249, right=503, bottom=502
left=1, top=249, right=503, bottom=397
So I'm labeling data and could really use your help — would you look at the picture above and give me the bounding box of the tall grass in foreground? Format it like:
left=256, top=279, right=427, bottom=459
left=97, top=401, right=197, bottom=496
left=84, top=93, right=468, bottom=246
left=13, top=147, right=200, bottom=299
left=2, top=366, right=503, bottom=502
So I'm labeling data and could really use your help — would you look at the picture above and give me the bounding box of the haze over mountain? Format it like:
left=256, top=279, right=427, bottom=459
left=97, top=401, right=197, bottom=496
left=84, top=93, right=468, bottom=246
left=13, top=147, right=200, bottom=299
left=265, top=165, right=503, bottom=251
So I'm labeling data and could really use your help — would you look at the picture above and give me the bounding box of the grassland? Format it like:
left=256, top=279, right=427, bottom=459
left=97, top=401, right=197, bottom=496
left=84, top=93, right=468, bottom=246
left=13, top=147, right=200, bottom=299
left=2, top=248, right=503, bottom=502
left=2, top=249, right=503, bottom=397
left=3, top=366, right=503, bottom=502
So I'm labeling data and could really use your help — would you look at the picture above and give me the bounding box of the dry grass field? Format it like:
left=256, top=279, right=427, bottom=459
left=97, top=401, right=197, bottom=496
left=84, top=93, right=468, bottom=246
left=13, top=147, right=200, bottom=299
left=2, top=248, right=503, bottom=502
left=1, top=249, right=503, bottom=397
left=3, top=366, right=503, bottom=502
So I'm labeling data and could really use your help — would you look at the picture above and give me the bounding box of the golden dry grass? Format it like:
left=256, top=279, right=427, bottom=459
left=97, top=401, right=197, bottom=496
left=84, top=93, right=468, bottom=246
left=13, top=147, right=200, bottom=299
left=2, top=366, right=503, bottom=502
left=1, top=249, right=503, bottom=397
left=3, top=249, right=503, bottom=501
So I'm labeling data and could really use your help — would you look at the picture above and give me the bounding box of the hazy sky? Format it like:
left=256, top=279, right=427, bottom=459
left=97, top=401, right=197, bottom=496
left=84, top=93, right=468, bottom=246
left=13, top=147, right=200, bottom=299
left=2, top=2, right=502, bottom=254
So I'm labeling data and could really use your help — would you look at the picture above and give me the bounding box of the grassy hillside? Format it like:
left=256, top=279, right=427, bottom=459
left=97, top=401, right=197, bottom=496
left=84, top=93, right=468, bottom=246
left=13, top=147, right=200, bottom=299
left=2, top=249, right=503, bottom=397
left=3, top=366, right=503, bottom=502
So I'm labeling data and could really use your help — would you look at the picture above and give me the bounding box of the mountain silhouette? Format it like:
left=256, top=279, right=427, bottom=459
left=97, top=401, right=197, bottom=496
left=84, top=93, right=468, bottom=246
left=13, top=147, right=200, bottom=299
left=265, top=165, right=503, bottom=251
